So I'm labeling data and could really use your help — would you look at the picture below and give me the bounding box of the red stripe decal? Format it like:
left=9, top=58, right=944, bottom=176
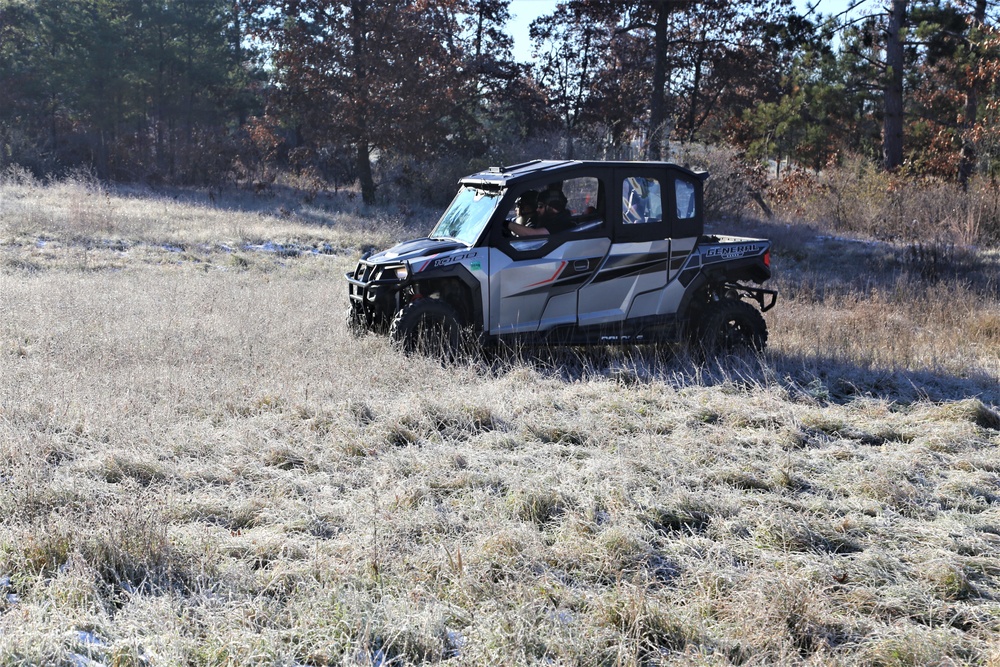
left=525, top=261, right=567, bottom=288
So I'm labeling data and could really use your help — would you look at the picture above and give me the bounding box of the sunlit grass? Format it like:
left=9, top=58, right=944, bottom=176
left=1, top=176, right=998, bottom=665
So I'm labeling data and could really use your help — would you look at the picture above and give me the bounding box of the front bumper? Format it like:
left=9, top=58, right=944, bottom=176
left=346, top=259, right=412, bottom=328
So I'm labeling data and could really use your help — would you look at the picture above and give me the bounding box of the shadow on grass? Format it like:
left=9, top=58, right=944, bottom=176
left=115, top=181, right=438, bottom=234
left=718, top=215, right=1000, bottom=300
left=761, top=349, right=1000, bottom=406
left=483, top=343, right=999, bottom=408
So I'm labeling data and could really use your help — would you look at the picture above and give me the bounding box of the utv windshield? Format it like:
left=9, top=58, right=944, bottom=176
left=428, top=185, right=503, bottom=246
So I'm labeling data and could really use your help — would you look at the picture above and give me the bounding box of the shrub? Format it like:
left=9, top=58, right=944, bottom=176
left=1, top=165, right=40, bottom=187
left=772, top=153, right=1000, bottom=245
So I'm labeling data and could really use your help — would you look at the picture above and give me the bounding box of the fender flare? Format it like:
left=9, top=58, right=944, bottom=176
left=677, top=255, right=772, bottom=320
left=410, top=263, right=484, bottom=331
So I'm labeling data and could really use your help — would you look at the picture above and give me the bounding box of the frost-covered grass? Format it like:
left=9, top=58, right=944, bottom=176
left=0, top=168, right=432, bottom=260
left=1, top=177, right=999, bottom=665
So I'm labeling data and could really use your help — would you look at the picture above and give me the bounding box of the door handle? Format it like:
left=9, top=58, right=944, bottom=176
left=574, top=260, right=590, bottom=272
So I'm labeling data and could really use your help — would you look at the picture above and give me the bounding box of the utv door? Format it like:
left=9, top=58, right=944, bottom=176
left=576, top=169, right=673, bottom=327
left=488, top=238, right=609, bottom=334
left=576, top=168, right=707, bottom=326
left=487, top=174, right=609, bottom=335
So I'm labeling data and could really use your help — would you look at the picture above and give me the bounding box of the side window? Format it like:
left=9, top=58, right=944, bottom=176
left=675, top=178, right=696, bottom=219
left=505, top=177, right=603, bottom=236
left=497, top=176, right=605, bottom=253
left=622, top=177, right=662, bottom=225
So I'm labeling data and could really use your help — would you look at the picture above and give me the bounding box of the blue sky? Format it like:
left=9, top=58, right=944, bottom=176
left=506, top=0, right=860, bottom=61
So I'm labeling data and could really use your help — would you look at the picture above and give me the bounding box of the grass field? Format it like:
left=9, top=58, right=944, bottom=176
left=1, top=174, right=999, bottom=666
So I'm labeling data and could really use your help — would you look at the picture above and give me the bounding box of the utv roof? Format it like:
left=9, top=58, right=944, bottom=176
left=459, top=159, right=709, bottom=187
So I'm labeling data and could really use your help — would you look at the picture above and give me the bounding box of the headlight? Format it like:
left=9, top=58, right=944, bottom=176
left=393, top=265, right=410, bottom=280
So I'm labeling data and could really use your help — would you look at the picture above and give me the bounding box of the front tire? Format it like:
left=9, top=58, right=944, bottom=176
left=389, top=299, right=463, bottom=359
left=695, top=299, right=768, bottom=356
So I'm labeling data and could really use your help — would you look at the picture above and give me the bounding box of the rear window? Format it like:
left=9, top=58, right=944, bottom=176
left=562, top=177, right=601, bottom=217
left=676, top=178, right=696, bottom=219
left=622, top=177, right=662, bottom=224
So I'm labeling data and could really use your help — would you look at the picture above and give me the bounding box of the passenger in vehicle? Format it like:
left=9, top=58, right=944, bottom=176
left=537, top=189, right=573, bottom=233
left=507, top=189, right=572, bottom=237
left=507, top=190, right=571, bottom=238
left=506, top=188, right=574, bottom=238
left=538, top=182, right=565, bottom=209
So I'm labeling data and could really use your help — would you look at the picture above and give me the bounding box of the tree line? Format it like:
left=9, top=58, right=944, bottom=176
left=1, top=0, right=998, bottom=203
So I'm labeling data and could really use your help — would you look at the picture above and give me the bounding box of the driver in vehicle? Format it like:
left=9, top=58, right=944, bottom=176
left=515, top=191, right=538, bottom=225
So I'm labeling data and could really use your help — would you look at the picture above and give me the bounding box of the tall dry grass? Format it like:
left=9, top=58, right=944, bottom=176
left=766, top=156, right=1000, bottom=247
left=1, top=174, right=999, bottom=665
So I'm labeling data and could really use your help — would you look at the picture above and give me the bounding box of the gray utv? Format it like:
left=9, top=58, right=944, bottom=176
left=346, top=159, right=776, bottom=356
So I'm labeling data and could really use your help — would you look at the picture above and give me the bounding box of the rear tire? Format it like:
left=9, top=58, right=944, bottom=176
left=389, top=299, right=463, bottom=359
left=695, top=299, right=767, bottom=356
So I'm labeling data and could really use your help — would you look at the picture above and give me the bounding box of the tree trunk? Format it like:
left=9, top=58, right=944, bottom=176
left=882, top=0, right=906, bottom=172
left=230, top=2, right=250, bottom=127
left=357, top=141, right=375, bottom=205
left=685, top=39, right=704, bottom=143
left=646, top=2, right=670, bottom=161
left=350, top=0, right=375, bottom=204
left=958, top=0, right=987, bottom=189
